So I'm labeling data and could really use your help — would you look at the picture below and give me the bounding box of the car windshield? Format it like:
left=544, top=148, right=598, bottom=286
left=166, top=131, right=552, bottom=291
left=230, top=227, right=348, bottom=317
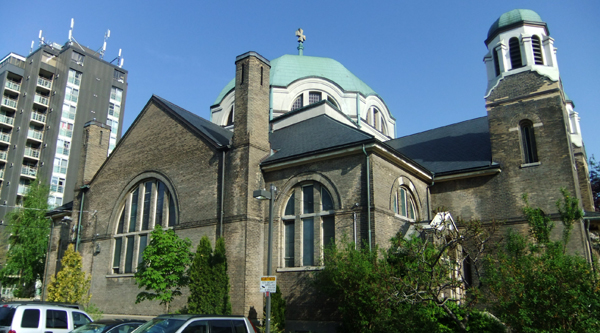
left=71, top=323, right=110, bottom=333
left=134, top=318, right=186, bottom=333
left=0, top=307, right=15, bottom=326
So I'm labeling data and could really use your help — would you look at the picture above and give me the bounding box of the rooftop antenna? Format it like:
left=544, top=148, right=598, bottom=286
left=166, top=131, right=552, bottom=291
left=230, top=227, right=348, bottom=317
left=68, top=18, right=74, bottom=42
left=38, top=30, right=45, bottom=46
left=295, top=28, right=306, bottom=56
left=30, top=41, right=34, bottom=54
left=97, top=29, right=110, bottom=59
left=111, top=48, right=124, bottom=67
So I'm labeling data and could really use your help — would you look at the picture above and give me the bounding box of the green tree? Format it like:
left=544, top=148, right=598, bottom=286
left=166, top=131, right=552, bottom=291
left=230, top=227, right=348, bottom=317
left=46, top=244, right=91, bottom=304
left=0, top=179, right=50, bottom=297
left=484, top=189, right=600, bottom=332
left=314, top=216, right=503, bottom=333
left=135, top=225, right=192, bottom=313
left=187, top=236, right=231, bottom=315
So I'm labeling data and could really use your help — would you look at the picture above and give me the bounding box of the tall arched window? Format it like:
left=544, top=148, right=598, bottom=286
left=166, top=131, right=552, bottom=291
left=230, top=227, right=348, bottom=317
left=226, top=106, right=234, bottom=126
left=520, top=120, right=538, bottom=164
left=531, top=35, right=544, bottom=65
left=281, top=182, right=335, bottom=267
left=112, top=178, right=177, bottom=274
left=509, top=37, right=523, bottom=69
left=393, top=187, right=417, bottom=221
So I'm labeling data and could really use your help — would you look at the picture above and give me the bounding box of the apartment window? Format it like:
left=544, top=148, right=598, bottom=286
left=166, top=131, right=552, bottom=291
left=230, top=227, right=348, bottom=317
left=110, top=87, right=123, bottom=103
left=67, top=69, right=82, bottom=87
left=62, top=103, right=77, bottom=120
left=65, top=87, right=79, bottom=103
left=59, top=121, right=73, bottom=138
left=56, top=139, right=70, bottom=156
left=70, top=52, right=84, bottom=65
left=520, top=120, right=538, bottom=164
left=50, top=176, right=65, bottom=194
left=113, top=70, right=125, bottom=83
left=112, top=178, right=177, bottom=274
left=393, top=187, right=417, bottom=220
left=53, top=158, right=68, bottom=174
left=108, top=103, right=120, bottom=118
left=509, top=37, right=523, bottom=69
left=531, top=35, right=544, bottom=65
left=282, top=182, right=336, bottom=267
left=48, top=195, right=63, bottom=208
left=107, top=119, right=118, bottom=135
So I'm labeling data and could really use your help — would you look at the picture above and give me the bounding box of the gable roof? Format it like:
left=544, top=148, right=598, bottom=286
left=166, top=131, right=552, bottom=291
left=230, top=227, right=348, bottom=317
left=386, top=116, right=493, bottom=174
left=153, top=95, right=232, bottom=148
left=263, top=114, right=374, bottom=164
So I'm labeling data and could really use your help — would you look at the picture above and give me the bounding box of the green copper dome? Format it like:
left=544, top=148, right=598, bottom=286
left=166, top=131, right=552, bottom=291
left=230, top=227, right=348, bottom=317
left=213, top=54, right=377, bottom=105
left=487, top=9, right=545, bottom=42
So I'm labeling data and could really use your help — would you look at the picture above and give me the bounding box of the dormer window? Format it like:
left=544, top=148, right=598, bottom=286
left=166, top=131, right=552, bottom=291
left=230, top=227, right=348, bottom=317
left=532, top=35, right=544, bottom=65
left=509, top=37, right=523, bottom=69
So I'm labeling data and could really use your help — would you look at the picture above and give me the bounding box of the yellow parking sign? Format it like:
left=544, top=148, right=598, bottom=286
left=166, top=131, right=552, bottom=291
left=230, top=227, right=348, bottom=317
left=260, top=276, right=277, bottom=293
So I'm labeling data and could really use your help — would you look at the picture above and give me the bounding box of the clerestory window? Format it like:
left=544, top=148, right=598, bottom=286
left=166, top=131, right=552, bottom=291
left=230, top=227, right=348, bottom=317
left=112, top=179, right=177, bottom=274
left=291, top=91, right=339, bottom=111
left=281, top=182, right=335, bottom=268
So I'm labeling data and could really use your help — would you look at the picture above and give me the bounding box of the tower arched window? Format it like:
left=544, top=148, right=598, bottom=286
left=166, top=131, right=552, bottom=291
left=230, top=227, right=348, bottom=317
left=531, top=35, right=544, bottom=65
left=112, top=178, right=177, bottom=274
left=520, top=120, right=538, bottom=164
left=393, top=187, right=417, bottom=221
left=226, top=106, right=234, bottom=126
left=281, top=182, right=335, bottom=267
left=509, top=37, right=523, bottom=69
left=493, top=48, right=501, bottom=77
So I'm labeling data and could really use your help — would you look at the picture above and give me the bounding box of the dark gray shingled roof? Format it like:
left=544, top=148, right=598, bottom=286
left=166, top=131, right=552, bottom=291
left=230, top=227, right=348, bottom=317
left=264, top=114, right=374, bottom=163
left=386, top=116, right=492, bottom=174
left=153, top=95, right=232, bottom=148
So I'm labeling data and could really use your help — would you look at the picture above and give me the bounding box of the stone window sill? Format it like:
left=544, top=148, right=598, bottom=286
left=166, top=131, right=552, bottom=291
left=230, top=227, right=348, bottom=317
left=277, top=266, right=324, bottom=273
left=520, top=162, right=541, bottom=168
left=106, top=273, right=135, bottom=278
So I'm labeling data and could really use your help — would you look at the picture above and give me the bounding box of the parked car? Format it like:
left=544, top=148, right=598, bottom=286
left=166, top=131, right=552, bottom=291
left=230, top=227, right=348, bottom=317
left=69, top=319, right=146, bottom=333
left=134, top=314, right=257, bottom=333
left=0, top=302, right=92, bottom=333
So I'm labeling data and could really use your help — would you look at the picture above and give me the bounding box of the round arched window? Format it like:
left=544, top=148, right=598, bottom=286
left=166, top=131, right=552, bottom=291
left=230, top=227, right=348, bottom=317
left=393, top=187, right=417, bottom=220
left=291, top=91, right=340, bottom=111
left=281, top=182, right=336, bottom=268
left=112, top=178, right=177, bottom=274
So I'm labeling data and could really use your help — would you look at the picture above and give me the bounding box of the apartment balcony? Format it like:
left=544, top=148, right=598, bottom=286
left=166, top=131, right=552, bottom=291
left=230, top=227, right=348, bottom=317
left=23, top=147, right=40, bottom=160
left=33, top=94, right=49, bottom=107
left=36, top=77, right=52, bottom=91
left=5, top=80, right=20, bottom=93
left=0, top=132, right=11, bottom=145
left=20, top=165, right=37, bottom=179
left=27, top=129, right=43, bottom=142
left=1, top=97, right=17, bottom=110
left=0, top=114, right=14, bottom=128
left=17, top=184, right=29, bottom=196
left=30, top=112, right=46, bottom=125
left=0, top=151, right=7, bottom=162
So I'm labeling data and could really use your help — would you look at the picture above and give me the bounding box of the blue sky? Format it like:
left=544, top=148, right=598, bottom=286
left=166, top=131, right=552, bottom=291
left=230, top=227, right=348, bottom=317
left=2, top=1, right=599, bottom=160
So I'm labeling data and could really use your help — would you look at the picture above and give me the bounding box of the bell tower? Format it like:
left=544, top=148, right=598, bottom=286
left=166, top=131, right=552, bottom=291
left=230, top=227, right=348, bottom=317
left=483, top=9, right=593, bottom=228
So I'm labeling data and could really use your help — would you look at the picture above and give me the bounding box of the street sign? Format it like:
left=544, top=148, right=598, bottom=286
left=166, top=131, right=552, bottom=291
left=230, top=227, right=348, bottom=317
left=260, top=276, right=277, bottom=293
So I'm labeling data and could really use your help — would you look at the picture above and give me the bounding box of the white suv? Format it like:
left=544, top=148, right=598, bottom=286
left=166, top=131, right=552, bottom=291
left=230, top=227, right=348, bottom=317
left=0, top=303, right=92, bottom=333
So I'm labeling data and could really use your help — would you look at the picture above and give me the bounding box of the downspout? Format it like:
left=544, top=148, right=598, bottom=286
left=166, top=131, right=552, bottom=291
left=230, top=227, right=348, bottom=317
left=219, top=150, right=226, bottom=237
left=75, top=185, right=90, bottom=252
left=356, top=94, right=361, bottom=127
left=362, top=145, right=372, bottom=251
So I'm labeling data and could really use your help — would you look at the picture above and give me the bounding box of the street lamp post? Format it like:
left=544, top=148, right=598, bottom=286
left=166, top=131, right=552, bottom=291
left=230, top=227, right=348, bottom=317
left=253, top=184, right=275, bottom=333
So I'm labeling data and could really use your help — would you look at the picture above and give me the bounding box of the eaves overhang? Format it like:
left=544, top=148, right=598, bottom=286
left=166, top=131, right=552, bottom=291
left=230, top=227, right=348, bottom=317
left=433, top=164, right=501, bottom=183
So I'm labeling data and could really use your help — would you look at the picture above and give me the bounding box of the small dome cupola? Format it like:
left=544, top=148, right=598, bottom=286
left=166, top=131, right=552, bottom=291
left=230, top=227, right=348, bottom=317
left=483, top=9, right=559, bottom=96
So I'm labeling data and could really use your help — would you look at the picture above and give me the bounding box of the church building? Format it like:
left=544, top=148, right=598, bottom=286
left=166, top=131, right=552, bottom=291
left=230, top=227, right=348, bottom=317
left=46, top=9, right=595, bottom=332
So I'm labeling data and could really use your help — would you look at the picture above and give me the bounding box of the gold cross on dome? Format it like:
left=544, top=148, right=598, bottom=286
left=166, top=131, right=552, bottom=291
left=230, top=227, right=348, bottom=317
left=295, top=28, right=306, bottom=43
